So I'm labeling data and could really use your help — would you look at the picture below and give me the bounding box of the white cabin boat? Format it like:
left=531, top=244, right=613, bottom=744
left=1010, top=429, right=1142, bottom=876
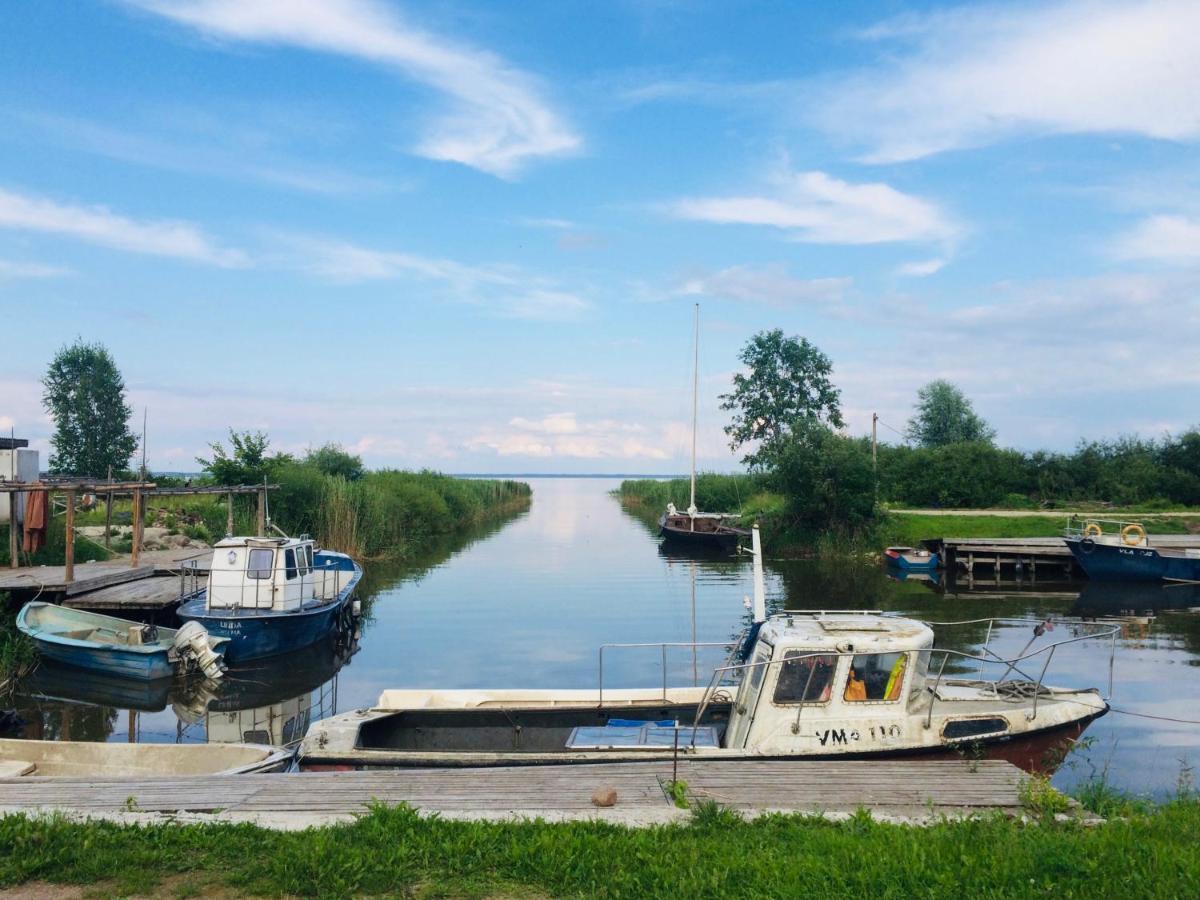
left=299, top=529, right=1114, bottom=771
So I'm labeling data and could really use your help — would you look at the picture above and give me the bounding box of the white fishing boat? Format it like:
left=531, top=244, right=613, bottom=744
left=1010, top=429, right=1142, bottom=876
left=299, top=529, right=1115, bottom=771
left=0, top=738, right=291, bottom=778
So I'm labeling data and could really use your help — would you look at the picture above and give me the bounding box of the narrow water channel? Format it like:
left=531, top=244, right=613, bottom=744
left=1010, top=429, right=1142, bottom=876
left=9, top=478, right=1200, bottom=798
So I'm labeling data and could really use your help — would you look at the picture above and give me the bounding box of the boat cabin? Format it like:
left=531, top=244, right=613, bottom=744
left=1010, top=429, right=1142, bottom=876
left=205, top=536, right=342, bottom=612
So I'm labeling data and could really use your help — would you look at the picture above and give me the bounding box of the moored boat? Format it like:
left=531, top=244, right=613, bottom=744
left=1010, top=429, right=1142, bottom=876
left=1064, top=519, right=1200, bottom=582
left=177, top=536, right=361, bottom=662
left=299, top=531, right=1112, bottom=771
left=16, top=602, right=225, bottom=681
left=883, top=546, right=939, bottom=572
left=0, top=737, right=290, bottom=778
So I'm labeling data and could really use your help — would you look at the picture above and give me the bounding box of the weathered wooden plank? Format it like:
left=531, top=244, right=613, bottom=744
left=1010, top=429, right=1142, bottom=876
left=0, top=563, right=156, bottom=595
left=62, top=576, right=182, bottom=610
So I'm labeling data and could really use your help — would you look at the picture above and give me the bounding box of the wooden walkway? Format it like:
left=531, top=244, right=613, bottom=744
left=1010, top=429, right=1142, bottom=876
left=1, top=549, right=209, bottom=611
left=0, top=759, right=1032, bottom=825
left=935, top=534, right=1200, bottom=581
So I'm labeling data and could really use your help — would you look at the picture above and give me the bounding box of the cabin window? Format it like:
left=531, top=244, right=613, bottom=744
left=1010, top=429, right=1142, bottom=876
left=284, top=548, right=298, bottom=580
left=246, top=548, right=274, bottom=580
left=844, top=652, right=909, bottom=702
left=772, top=652, right=838, bottom=704
left=303, top=545, right=314, bottom=574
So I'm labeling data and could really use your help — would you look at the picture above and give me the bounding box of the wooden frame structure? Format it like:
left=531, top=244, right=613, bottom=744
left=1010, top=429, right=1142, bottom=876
left=0, top=481, right=278, bottom=583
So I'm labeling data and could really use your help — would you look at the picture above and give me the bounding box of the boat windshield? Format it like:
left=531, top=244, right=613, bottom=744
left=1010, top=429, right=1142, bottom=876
left=772, top=652, right=837, bottom=704
left=844, top=652, right=908, bottom=702
left=247, top=548, right=274, bottom=580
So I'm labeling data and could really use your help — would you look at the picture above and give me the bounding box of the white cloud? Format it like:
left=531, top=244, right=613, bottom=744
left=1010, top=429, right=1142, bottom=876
left=0, top=186, right=246, bottom=266
left=282, top=234, right=590, bottom=321
left=671, top=168, right=959, bottom=245
left=0, top=259, right=68, bottom=279
left=818, top=0, right=1200, bottom=162
left=895, top=258, right=946, bottom=277
left=468, top=413, right=671, bottom=460
left=1114, top=215, right=1200, bottom=265
left=128, top=0, right=579, bottom=177
left=679, top=264, right=849, bottom=307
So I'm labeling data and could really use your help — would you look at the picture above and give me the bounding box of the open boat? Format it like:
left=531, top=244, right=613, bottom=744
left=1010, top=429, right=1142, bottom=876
left=299, top=528, right=1112, bottom=771
left=17, top=602, right=225, bottom=681
left=658, top=304, right=750, bottom=552
left=883, top=546, right=939, bottom=572
left=177, top=536, right=361, bottom=663
left=0, top=737, right=290, bottom=778
left=1064, top=519, right=1200, bottom=582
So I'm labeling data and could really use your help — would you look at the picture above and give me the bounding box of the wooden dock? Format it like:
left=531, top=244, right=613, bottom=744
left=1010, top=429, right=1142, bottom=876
left=0, top=549, right=210, bottom=612
left=0, top=759, right=1036, bottom=826
left=933, top=535, right=1200, bottom=581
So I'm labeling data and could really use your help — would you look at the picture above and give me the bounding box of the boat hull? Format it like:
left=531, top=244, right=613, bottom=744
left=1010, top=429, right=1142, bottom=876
left=884, top=550, right=939, bottom=572
left=31, top=639, right=176, bottom=680
left=658, top=516, right=747, bottom=551
left=1065, top=537, right=1200, bottom=582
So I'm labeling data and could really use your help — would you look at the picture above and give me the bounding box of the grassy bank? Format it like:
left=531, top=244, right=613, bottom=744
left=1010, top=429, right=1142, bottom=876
left=0, top=518, right=112, bottom=568
left=0, top=592, right=37, bottom=686
left=1, top=800, right=1198, bottom=896
left=618, top=478, right=1200, bottom=555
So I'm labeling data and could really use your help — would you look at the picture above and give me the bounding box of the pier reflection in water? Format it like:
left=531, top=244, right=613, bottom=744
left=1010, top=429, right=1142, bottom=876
left=6, top=478, right=1200, bottom=799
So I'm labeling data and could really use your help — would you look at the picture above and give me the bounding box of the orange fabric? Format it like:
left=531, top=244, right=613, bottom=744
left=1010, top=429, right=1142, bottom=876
left=21, top=489, right=47, bottom=553
left=844, top=675, right=867, bottom=702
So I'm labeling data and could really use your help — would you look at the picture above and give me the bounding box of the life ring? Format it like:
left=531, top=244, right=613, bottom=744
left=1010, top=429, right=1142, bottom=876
left=1083, top=523, right=1103, bottom=538
left=1079, top=537, right=1096, bottom=554
left=1121, top=523, right=1147, bottom=546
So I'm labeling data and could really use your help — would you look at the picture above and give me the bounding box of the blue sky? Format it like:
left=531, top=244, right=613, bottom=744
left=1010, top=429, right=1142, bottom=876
left=1, top=0, right=1198, bottom=474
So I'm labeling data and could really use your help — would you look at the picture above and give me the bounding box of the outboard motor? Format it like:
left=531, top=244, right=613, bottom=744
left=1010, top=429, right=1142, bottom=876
left=173, top=621, right=226, bottom=680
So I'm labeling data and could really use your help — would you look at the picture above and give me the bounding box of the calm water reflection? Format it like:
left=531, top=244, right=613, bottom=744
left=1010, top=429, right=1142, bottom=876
left=8, top=478, right=1200, bottom=798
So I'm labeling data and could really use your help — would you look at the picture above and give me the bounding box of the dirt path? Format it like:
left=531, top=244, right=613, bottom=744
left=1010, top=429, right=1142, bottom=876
left=889, top=509, right=1200, bottom=518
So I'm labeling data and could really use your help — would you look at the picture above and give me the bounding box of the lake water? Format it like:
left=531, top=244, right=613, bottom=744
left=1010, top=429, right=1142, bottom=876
left=10, top=478, right=1200, bottom=798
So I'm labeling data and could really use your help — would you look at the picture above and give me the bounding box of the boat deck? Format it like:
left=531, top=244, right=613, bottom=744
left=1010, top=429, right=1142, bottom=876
left=0, top=758, right=1049, bottom=826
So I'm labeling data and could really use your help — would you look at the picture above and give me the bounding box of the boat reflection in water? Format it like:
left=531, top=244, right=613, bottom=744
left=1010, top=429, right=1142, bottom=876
left=14, top=633, right=356, bottom=749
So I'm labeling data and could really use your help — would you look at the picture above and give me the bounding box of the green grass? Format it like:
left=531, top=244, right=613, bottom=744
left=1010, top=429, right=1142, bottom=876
left=879, top=513, right=1198, bottom=546
left=0, top=592, right=37, bottom=685
left=1, top=801, right=1198, bottom=897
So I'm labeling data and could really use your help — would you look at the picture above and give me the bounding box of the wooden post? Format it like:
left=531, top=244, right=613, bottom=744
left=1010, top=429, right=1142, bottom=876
left=871, top=412, right=878, bottom=506
left=256, top=489, right=266, bottom=537
left=131, top=488, right=142, bottom=568
left=104, top=465, right=113, bottom=551
left=8, top=488, right=18, bottom=569
left=64, top=489, right=76, bottom=584
left=226, top=491, right=234, bottom=537
left=128, top=709, right=136, bottom=743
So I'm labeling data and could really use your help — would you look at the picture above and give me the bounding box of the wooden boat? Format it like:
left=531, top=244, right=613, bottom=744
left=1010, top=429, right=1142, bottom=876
left=299, top=528, right=1112, bottom=771
left=0, top=737, right=290, bottom=778
left=1065, top=519, right=1200, bottom=582
left=16, top=602, right=226, bottom=681
left=659, top=304, right=750, bottom=552
left=177, top=536, right=361, bottom=662
left=883, top=546, right=939, bottom=572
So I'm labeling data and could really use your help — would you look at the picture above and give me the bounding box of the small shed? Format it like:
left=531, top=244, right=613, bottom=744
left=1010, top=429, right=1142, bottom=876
left=0, top=438, right=40, bottom=526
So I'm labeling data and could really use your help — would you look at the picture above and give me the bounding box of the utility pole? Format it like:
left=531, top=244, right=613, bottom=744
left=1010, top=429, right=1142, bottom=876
left=872, top=413, right=879, bottom=506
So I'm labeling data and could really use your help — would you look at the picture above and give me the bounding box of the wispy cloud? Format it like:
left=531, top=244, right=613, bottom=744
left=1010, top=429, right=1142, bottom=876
left=895, top=258, right=947, bottom=277
left=127, top=0, right=580, bottom=177
left=670, top=168, right=959, bottom=246
left=468, top=412, right=670, bottom=460
left=0, top=186, right=247, bottom=266
left=0, top=258, right=69, bottom=279
left=817, top=0, right=1200, bottom=162
left=282, top=234, right=589, bottom=320
left=1114, top=215, right=1200, bottom=265
left=678, top=264, right=850, bottom=307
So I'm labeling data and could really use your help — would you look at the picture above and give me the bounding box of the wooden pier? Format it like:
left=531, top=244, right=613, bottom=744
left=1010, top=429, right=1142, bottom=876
left=0, top=758, right=1037, bottom=826
left=932, top=535, right=1200, bottom=582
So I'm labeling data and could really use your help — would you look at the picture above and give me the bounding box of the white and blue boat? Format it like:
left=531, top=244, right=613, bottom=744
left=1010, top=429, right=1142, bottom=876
left=16, top=602, right=227, bottom=681
left=1065, top=519, right=1200, bottom=582
left=883, top=546, right=939, bottom=572
left=177, top=536, right=361, bottom=663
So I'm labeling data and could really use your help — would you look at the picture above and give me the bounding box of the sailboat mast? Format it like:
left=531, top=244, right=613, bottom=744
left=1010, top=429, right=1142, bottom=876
left=690, top=302, right=698, bottom=514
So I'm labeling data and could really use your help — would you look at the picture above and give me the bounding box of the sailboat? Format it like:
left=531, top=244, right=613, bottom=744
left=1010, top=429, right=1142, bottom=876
left=658, top=304, right=751, bottom=552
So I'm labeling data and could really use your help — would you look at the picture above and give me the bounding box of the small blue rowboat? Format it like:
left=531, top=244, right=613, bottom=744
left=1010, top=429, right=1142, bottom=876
left=177, top=536, right=361, bottom=663
left=16, top=602, right=227, bottom=681
left=883, top=546, right=940, bottom=572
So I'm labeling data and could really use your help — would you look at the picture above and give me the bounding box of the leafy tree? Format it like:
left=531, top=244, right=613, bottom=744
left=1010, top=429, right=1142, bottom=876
left=305, top=443, right=364, bottom=480
left=720, top=330, right=844, bottom=469
left=771, top=421, right=876, bottom=534
left=905, top=380, right=996, bottom=448
left=41, top=340, right=138, bottom=476
left=196, top=430, right=293, bottom=485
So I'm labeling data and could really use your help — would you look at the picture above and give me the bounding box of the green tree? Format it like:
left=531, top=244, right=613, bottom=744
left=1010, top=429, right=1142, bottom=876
left=772, top=422, right=876, bottom=534
left=720, top=330, right=844, bottom=469
left=41, top=340, right=138, bottom=476
left=197, top=430, right=293, bottom=485
left=305, top=443, right=364, bottom=480
left=905, top=380, right=996, bottom=448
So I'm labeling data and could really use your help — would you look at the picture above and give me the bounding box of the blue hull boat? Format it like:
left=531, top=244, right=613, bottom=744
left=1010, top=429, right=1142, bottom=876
left=883, top=546, right=939, bottom=572
left=1065, top=536, right=1200, bottom=582
left=16, top=602, right=226, bottom=681
left=178, top=543, right=361, bottom=663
